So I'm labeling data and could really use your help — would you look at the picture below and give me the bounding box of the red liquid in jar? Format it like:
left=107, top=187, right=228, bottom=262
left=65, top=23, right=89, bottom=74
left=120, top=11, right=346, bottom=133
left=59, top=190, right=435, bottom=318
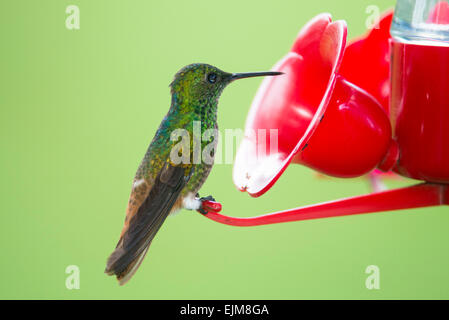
left=390, top=40, right=449, bottom=183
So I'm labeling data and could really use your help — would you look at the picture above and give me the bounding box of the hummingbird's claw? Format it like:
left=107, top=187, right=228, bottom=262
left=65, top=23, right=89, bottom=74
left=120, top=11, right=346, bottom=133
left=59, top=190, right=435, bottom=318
left=197, top=195, right=221, bottom=214
left=200, top=195, right=216, bottom=202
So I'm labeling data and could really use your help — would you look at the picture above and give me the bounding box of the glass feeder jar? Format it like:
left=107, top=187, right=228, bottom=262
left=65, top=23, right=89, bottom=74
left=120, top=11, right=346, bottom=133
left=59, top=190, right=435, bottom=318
left=390, top=0, right=449, bottom=183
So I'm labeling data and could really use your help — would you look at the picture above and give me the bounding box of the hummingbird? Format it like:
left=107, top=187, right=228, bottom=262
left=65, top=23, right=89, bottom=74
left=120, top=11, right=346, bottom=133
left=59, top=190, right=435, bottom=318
left=105, top=63, right=282, bottom=285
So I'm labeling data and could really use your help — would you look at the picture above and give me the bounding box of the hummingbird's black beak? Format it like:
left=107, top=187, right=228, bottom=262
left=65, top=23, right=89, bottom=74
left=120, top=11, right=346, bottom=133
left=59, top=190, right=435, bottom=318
left=230, top=71, right=284, bottom=81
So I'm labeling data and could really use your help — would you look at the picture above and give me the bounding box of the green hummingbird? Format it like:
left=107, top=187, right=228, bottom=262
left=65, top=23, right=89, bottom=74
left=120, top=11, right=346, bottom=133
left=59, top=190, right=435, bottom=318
left=105, top=63, right=282, bottom=285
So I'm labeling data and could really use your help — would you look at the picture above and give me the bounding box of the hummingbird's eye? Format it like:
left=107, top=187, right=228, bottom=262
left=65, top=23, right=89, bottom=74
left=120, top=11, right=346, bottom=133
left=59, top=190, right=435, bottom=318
left=207, top=73, right=217, bottom=84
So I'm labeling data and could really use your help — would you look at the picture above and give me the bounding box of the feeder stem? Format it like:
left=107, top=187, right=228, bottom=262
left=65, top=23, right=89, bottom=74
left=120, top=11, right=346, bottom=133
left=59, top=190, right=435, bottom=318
left=199, top=183, right=447, bottom=227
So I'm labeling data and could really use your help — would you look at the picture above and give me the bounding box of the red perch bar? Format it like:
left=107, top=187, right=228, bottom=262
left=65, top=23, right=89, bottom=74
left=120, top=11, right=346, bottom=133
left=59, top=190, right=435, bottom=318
left=200, top=183, right=448, bottom=227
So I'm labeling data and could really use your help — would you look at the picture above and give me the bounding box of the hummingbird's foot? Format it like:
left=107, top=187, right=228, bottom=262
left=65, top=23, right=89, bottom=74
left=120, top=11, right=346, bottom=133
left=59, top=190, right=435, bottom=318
left=197, top=195, right=220, bottom=214
left=199, top=195, right=216, bottom=202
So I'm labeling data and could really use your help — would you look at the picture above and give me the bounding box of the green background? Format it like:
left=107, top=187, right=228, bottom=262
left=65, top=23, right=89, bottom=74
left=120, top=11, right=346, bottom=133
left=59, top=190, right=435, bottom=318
left=1, top=0, right=448, bottom=299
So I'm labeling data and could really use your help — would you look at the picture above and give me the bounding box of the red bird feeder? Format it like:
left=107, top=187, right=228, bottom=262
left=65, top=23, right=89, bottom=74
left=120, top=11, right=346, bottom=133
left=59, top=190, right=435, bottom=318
left=199, top=9, right=449, bottom=226
left=340, top=11, right=394, bottom=113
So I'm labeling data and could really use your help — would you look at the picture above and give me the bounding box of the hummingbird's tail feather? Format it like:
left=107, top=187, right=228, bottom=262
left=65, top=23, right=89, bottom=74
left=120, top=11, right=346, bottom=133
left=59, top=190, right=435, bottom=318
left=104, top=201, right=171, bottom=286
left=105, top=240, right=151, bottom=286
left=117, top=245, right=150, bottom=286
left=105, top=163, right=191, bottom=285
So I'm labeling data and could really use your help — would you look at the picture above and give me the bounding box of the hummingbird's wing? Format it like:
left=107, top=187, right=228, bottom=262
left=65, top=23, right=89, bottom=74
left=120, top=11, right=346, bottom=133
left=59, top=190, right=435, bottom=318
left=105, top=162, right=192, bottom=285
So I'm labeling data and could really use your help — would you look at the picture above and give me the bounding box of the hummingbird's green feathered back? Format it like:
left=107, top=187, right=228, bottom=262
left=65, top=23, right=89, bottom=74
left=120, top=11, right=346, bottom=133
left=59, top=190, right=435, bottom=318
left=105, top=63, right=282, bottom=285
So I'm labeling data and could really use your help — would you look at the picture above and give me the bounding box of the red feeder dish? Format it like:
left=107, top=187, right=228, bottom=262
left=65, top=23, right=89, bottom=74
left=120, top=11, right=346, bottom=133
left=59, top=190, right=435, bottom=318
left=340, top=10, right=397, bottom=187
left=340, top=10, right=393, bottom=113
left=233, top=13, right=396, bottom=197
left=198, top=12, right=449, bottom=227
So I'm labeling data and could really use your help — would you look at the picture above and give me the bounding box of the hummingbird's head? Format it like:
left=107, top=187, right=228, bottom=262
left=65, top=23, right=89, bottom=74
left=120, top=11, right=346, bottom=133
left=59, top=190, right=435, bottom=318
left=170, top=63, right=282, bottom=106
